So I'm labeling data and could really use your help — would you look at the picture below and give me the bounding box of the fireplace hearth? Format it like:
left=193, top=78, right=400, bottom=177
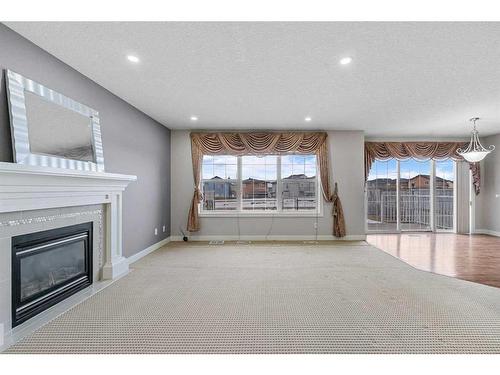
left=12, top=222, right=93, bottom=327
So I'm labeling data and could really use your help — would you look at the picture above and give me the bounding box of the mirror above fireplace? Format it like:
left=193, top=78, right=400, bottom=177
left=5, top=69, right=105, bottom=172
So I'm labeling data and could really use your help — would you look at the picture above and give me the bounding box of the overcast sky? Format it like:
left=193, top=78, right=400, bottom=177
left=202, top=155, right=317, bottom=180
left=368, top=159, right=455, bottom=181
left=201, top=155, right=455, bottom=182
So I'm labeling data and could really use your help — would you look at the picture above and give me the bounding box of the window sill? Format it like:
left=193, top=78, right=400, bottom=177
left=199, top=211, right=324, bottom=218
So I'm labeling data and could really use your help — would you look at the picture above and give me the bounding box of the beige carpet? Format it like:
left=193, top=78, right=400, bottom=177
left=5, top=241, right=500, bottom=354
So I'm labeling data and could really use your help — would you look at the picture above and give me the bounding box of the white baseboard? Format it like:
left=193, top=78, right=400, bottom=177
left=127, top=236, right=171, bottom=264
left=474, top=229, right=500, bottom=237
left=170, top=234, right=366, bottom=242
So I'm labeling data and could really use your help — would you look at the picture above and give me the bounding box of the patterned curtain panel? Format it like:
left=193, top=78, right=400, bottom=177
left=188, top=132, right=346, bottom=237
left=364, top=142, right=480, bottom=195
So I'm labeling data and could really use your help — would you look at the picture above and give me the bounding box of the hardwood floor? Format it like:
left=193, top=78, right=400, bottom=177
left=367, top=233, right=500, bottom=288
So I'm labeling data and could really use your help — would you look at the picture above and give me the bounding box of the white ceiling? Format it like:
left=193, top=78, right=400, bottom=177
left=5, top=22, right=500, bottom=137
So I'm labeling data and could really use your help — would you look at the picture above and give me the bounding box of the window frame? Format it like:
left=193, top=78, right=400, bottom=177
left=199, top=154, right=323, bottom=217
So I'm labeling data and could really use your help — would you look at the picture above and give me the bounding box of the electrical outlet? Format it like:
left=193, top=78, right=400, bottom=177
left=154, top=228, right=158, bottom=236
left=313, top=222, right=318, bottom=229
left=162, top=225, right=166, bottom=232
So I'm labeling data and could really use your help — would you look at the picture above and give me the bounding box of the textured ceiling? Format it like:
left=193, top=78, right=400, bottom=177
left=5, top=22, right=500, bottom=137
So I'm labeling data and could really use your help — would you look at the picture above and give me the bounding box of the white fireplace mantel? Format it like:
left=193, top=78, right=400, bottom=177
left=0, top=162, right=137, bottom=279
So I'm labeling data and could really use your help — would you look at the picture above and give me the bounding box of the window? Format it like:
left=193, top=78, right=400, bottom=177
left=242, top=155, right=277, bottom=211
left=201, top=154, right=319, bottom=214
left=202, top=155, right=238, bottom=211
left=281, top=155, right=317, bottom=211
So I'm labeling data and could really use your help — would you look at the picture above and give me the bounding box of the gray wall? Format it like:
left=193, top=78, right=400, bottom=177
left=475, top=134, right=500, bottom=233
left=171, top=130, right=366, bottom=240
left=0, top=24, right=171, bottom=257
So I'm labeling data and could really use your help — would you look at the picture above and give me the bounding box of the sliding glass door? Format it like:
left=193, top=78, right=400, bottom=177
left=366, top=160, right=398, bottom=231
left=399, top=159, right=432, bottom=231
left=366, top=158, right=456, bottom=233
left=435, top=160, right=455, bottom=230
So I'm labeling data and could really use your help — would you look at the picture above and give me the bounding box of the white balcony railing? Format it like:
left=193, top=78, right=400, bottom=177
left=367, top=189, right=453, bottom=230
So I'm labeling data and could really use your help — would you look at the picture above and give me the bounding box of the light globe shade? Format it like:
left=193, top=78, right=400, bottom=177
left=457, top=118, right=495, bottom=162
left=461, top=151, right=489, bottom=163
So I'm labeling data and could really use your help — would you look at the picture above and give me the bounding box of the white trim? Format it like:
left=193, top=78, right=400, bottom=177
left=474, top=229, right=500, bottom=237
left=0, top=162, right=137, bottom=214
left=469, top=169, right=476, bottom=234
left=453, top=160, right=458, bottom=233
left=127, top=236, right=171, bottom=265
left=276, top=156, right=282, bottom=212
left=170, top=234, right=366, bottom=242
left=430, top=159, right=435, bottom=231
left=237, top=156, right=242, bottom=210
left=0, top=161, right=137, bottom=182
left=396, top=160, right=401, bottom=231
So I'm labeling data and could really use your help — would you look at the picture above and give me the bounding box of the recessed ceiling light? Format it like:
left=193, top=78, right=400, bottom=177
left=339, top=57, right=352, bottom=65
left=190, top=116, right=198, bottom=121
left=127, top=55, right=140, bottom=63
left=305, top=116, right=312, bottom=122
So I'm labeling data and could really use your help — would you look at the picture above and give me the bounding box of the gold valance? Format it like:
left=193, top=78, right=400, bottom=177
left=191, top=132, right=328, bottom=155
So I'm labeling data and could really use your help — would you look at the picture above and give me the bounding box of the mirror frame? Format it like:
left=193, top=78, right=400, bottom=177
left=5, top=69, right=105, bottom=172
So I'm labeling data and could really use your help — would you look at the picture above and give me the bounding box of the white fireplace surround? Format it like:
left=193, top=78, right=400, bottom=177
left=0, top=162, right=136, bottom=341
left=0, top=162, right=136, bottom=277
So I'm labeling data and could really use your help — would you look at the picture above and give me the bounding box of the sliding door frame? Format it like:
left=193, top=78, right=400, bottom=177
left=434, top=159, right=457, bottom=233
left=366, top=158, right=457, bottom=234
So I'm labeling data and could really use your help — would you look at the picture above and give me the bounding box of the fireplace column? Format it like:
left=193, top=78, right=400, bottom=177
left=102, top=192, right=129, bottom=279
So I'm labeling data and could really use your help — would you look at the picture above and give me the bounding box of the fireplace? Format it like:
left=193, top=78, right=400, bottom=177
left=11, top=222, right=93, bottom=327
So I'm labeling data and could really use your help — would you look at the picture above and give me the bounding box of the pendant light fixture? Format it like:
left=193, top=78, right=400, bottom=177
left=457, top=117, right=495, bottom=163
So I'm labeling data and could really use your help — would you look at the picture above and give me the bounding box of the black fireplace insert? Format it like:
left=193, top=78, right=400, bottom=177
left=12, top=222, right=93, bottom=327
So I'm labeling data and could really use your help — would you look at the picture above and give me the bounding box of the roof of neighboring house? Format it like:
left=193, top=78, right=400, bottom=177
left=242, top=177, right=269, bottom=183
left=283, top=174, right=315, bottom=180
left=367, top=174, right=452, bottom=185
left=207, top=174, right=317, bottom=182
left=409, top=174, right=452, bottom=183
left=240, top=175, right=315, bottom=183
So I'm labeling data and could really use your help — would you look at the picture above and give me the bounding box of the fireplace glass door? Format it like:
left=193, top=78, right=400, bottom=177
left=19, top=238, right=86, bottom=301
left=12, top=222, right=93, bottom=327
